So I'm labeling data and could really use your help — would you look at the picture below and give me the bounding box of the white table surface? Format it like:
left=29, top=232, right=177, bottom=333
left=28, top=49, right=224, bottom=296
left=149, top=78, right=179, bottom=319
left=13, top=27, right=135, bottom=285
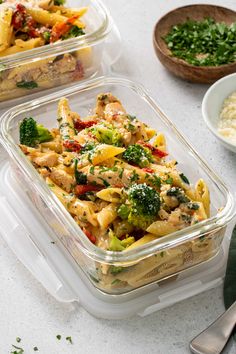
left=1, top=0, right=236, bottom=353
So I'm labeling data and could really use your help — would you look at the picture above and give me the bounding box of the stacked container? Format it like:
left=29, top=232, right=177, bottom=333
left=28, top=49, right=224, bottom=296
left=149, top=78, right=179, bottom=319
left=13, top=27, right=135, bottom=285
left=0, top=1, right=235, bottom=319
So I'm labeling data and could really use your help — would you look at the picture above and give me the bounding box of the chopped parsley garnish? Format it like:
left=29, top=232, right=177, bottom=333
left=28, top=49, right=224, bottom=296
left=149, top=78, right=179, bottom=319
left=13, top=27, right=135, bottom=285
left=16, top=338, right=21, bottom=343
left=111, top=279, right=121, bottom=285
left=98, top=177, right=110, bottom=187
left=110, top=266, right=124, bottom=275
left=66, top=336, right=73, bottom=344
left=62, top=26, right=85, bottom=40
left=165, top=176, right=173, bottom=184
left=74, top=159, right=87, bottom=185
left=43, top=31, right=51, bottom=43
left=187, top=202, right=200, bottom=210
left=54, top=0, right=66, bottom=5
left=56, top=335, right=61, bottom=340
left=180, top=173, right=190, bottom=185
left=148, top=174, right=161, bottom=188
left=164, top=18, right=236, bottom=66
left=33, top=347, right=38, bottom=351
left=16, top=81, right=38, bottom=89
left=167, top=187, right=190, bottom=204
left=130, top=170, right=139, bottom=183
left=11, top=344, right=24, bottom=354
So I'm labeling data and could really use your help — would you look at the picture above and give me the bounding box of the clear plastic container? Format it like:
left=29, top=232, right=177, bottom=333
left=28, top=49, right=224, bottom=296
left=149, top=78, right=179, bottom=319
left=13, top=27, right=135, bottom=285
left=0, top=76, right=235, bottom=297
left=0, top=0, right=115, bottom=104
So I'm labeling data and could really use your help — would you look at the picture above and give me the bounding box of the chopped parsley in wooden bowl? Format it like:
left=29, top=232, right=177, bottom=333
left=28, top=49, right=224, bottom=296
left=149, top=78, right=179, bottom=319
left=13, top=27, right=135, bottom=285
left=153, top=4, right=236, bottom=83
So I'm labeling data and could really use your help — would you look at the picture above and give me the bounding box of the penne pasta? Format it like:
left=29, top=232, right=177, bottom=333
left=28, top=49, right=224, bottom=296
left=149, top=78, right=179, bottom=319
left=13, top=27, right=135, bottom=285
left=195, top=179, right=210, bottom=217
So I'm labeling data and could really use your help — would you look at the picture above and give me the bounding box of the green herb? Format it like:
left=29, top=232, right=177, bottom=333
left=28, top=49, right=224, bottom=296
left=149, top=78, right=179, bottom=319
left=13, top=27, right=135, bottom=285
left=110, top=266, right=124, bottom=275
left=98, top=177, right=110, bottom=187
left=165, top=177, right=173, bottom=184
left=16, top=338, right=21, bottom=343
left=148, top=174, right=161, bottom=188
left=180, top=173, right=190, bottom=185
left=56, top=335, right=61, bottom=340
left=54, top=0, right=65, bottom=5
left=66, top=336, right=73, bottom=344
left=62, top=25, right=85, bottom=40
left=11, top=344, right=24, bottom=354
left=167, top=187, right=190, bottom=204
left=187, top=202, right=199, bottom=210
left=126, top=114, right=136, bottom=121
left=43, top=31, right=51, bottom=42
left=16, top=81, right=38, bottom=89
left=74, top=159, right=87, bottom=185
left=160, top=251, right=165, bottom=257
left=164, top=18, right=236, bottom=66
left=119, top=168, right=124, bottom=179
left=33, top=347, right=38, bottom=351
left=127, top=122, right=136, bottom=132
left=89, top=166, right=95, bottom=175
left=111, top=279, right=121, bottom=285
left=130, top=170, right=139, bottom=183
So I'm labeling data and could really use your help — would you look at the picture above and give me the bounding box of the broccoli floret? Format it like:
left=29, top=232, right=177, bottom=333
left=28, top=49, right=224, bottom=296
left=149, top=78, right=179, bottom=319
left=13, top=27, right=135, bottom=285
left=109, top=230, right=125, bottom=251
left=109, top=230, right=135, bottom=251
left=88, top=124, right=122, bottom=146
left=117, top=183, right=160, bottom=230
left=122, top=144, right=153, bottom=167
left=20, top=117, right=53, bottom=147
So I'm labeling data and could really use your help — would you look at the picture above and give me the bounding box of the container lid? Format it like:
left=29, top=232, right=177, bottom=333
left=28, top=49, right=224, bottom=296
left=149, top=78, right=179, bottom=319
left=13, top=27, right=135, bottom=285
left=0, top=155, right=232, bottom=319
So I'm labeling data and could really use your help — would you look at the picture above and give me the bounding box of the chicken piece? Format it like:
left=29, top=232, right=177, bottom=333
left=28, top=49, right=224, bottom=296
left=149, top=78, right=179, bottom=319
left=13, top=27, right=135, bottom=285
left=104, top=102, right=126, bottom=121
left=81, top=165, right=145, bottom=188
left=95, top=93, right=121, bottom=117
left=50, top=168, right=75, bottom=192
left=32, top=151, right=58, bottom=167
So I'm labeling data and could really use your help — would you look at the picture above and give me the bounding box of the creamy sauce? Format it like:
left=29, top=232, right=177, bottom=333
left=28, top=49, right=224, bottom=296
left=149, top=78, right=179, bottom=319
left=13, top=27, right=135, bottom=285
left=218, top=91, right=236, bottom=145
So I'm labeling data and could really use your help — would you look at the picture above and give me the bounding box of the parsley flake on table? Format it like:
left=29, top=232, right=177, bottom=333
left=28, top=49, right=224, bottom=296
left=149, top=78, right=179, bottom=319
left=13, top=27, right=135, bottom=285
left=164, top=18, right=236, bottom=66
left=56, top=334, right=62, bottom=340
left=66, top=336, right=73, bottom=344
left=10, top=344, right=24, bottom=354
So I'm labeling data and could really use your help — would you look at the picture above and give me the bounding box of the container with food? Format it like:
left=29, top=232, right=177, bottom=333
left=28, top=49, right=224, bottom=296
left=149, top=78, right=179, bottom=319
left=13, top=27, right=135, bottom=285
left=0, top=0, right=117, bottom=104
left=0, top=77, right=235, bottom=300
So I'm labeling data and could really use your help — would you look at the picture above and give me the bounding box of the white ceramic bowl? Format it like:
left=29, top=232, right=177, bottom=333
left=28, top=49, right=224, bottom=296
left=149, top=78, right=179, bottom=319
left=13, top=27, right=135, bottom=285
left=202, top=73, right=236, bottom=153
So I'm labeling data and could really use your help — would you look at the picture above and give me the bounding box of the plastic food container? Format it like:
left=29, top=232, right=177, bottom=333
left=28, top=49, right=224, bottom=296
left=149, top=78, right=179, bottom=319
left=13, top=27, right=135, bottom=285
left=0, top=0, right=117, bottom=106
left=0, top=77, right=235, bottom=317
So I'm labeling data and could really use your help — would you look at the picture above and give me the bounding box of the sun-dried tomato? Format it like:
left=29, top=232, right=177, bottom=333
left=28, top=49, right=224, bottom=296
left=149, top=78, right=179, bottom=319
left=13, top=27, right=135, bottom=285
left=137, top=141, right=168, bottom=158
left=74, top=119, right=97, bottom=130
left=63, top=139, right=82, bottom=152
left=83, top=228, right=96, bottom=244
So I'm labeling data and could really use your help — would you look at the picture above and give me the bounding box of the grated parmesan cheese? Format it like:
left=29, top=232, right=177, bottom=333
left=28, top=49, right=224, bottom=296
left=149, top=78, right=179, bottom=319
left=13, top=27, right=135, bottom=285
left=218, top=91, right=236, bottom=145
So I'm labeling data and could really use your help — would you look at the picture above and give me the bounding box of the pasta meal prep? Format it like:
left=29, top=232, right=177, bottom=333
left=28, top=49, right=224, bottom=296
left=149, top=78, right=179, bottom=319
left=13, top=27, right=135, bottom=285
left=0, top=76, right=230, bottom=295
left=0, top=0, right=112, bottom=103
left=0, top=0, right=235, bottom=319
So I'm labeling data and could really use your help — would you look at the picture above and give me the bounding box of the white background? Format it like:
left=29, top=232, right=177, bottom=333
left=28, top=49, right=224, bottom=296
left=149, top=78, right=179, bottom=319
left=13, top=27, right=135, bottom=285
left=1, top=0, right=236, bottom=353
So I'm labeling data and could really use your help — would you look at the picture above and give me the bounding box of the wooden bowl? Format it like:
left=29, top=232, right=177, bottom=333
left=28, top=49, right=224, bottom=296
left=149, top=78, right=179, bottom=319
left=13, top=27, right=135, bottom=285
left=153, top=4, right=236, bottom=83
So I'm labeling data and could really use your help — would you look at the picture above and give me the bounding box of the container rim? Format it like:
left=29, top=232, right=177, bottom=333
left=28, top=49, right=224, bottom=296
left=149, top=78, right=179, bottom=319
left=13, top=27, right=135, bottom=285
left=0, top=76, right=235, bottom=264
left=0, top=0, right=111, bottom=70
